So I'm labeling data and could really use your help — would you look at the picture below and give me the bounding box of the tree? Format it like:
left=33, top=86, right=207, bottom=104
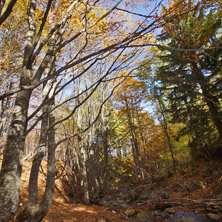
left=153, top=0, right=222, bottom=157
left=113, top=76, right=150, bottom=181
left=0, top=0, right=185, bottom=220
left=137, top=63, right=178, bottom=172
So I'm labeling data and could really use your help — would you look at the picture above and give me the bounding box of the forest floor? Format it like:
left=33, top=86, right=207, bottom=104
left=0, top=153, right=220, bottom=222
left=18, top=160, right=129, bottom=222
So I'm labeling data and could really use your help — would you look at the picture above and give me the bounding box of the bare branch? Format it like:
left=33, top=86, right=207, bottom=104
left=55, top=69, right=133, bottom=147
left=0, top=0, right=17, bottom=25
left=116, top=7, right=153, bottom=18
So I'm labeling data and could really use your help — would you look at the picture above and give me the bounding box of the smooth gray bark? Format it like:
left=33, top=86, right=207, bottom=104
left=0, top=88, right=32, bottom=221
left=26, top=105, right=49, bottom=214
left=17, top=98, right=56, bottom=222
left=0, top=1, right=36, bottom=220
left=77, top=90, right=90, bottom=204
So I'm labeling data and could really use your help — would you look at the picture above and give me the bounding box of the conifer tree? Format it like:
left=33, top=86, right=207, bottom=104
left=155, top=0, right=222, bottom=156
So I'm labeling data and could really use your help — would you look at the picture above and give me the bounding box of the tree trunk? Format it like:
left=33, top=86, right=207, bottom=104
left=66, top=147, right=77, bottom=202
left=77, top=95, right=90, bottom=204
left=20, top=98, right=56, bottom=222
left=0, top=0, right=35, bottom=215
left=157, top=97, right=176, bottom=172
left=88, top=131, right=101, bottom=197
left=125, top=101, right=145, bottom=181
left=80, top=146, right=90, bottom=204
left=33, top=98, right=56, bottom=221
left=0, top=87, right=32, bottom=221
left=16, top=56, right=57, bottom=221
left=26, top=105, right=49, bottom=213
left=102, top=129, right=109, bottom=192
left=136, top=111, right=153, bottom=181
left=192, top=62, right=222, bottom=140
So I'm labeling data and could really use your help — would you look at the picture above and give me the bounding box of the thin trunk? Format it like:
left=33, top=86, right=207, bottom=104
left=125, top=101, right=145, bottom=181
left=81, top=146, right=89, bottom=204
left=26, top=105, right=49, bottom=212
left=101, top=97, right=109, bottom=193
left=67, top=117, right=77, bottom=201
left=136, top=112, right=153, bottom=181
left=30, top=98, right=56, bottom=222
left=102, top=129, right=109, bottom=192
left=77, top=90, right=89, bottom=204
left=16, top=96, right=56, bottom=222
left=88, top=127, right=100, bottom=197
left=117, top=143, right=122, bottom=159
left=157, top=98, right=176, bottom=172
left=94, top=140, right=101, bottom=194
left=130, top=137, right=139, bottom=179
left=21, top=98, right=56, bottom=222
left=67, top=148, right=76, bottom=201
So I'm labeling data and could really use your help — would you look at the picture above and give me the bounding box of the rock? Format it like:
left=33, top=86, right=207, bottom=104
left=122, top=186, right=144, bottom=204
left=138, top=187, right=170, bottom=202
left=172, top=211, right=217, bottom=222
left=207, top=213, right=222, bottom=221
left=151, top=211, right=160, bottom=217
left=99, top=198, right=128, bottom=207
left=149, top=190, right=161, bottom=200
left=126, top=209, right=154, bottom=222
left=108, top=199, right=124, bottom=206
left=123, top=192, right=136, bottom=204
left=118, top=200, right=128, bottom=208
left=126, top=209, right=139, bottom=219
left=121, top=203, right=129, bottom=208
left=135, top=210, right=154, bottom=222
left=184, top=181, right=200, bottom=191
left=160, top=190, right=171, bottom=199
left=165, top=208, right=176, bottom=214
left=181, top=218, right=199, bottom=222
left=201, top=168, right=213, bottom=177
left=138, top=186, right=150, bottom=200
left=151, top=210, right=169, bottom=219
